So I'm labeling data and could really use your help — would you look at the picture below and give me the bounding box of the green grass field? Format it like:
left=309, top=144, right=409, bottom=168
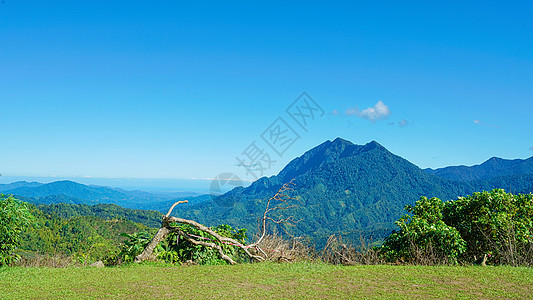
left=1, top=262, right=532, bottom=299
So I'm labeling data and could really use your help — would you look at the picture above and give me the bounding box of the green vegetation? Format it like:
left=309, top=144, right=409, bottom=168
left=117, top=231, right=154, bottom=263
left=2, top=186, right=533, bottom=298
left=6, top=188, right=532, bottom=268
left=1, top=262, right=532, bottom=299
left=444, top=189, right=533, bottom=265
left=17, top=204, right=153, bottom=264
left=177, top=139, right=533, bottom=247
left=158, top=224, right=248, bottom=264
left=116, top=224, right=248, bottom=265
left=382, top=189, right=533, bottom=266
left=424, top=156, right=533, bottom=181
left=381, top=196, right=466, bottom=264
left=36, top=203, right=162, bottom=228
left=3, top=140, right=533, bottom=248
left=11, top=200, right=250, bottom=267
left=0, top=194, right=34, bottom=266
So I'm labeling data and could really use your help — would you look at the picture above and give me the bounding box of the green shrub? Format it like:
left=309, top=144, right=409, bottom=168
left=443, top=189, right=533, bottom=265
left=119, top=231, right=155, bottom=263
left=382, top=189, right=533, bottom=266
left=0, top=194, right=34, bottom=266
left=158, top=224, right=247, bottom=265
left=118, top=224, right=248, bottom=265
left=381, top=196, right=466, bottom=264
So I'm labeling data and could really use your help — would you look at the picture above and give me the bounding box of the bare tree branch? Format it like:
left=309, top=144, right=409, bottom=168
left=135, top=200, right=264, bottom=264
left=179, top=233, right=236, bottom=265
left=166, top=216, right=264, bottom=262
left=165, top=200, right=188, bottom=218
left=251, top=179, right=300, bottom=248
left=135, top=180, right=300, bottom=264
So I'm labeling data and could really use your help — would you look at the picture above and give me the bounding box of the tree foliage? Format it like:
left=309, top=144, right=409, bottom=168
left=382, top=189, right=533, bottom=265
left=158, top=224, right=247, bottom=265
left=19, top=204, right=151, bottom=264
left=118, top=231, right=155, bottom=263
left=36, top=203, right=162, bottom=228
left=0, top=194, right=34, bottom=266
left=381, top=196, right=466, bottom=263
left=116, top=224, right=247, bottom=265
left=443, top=189, right=533, bottom=264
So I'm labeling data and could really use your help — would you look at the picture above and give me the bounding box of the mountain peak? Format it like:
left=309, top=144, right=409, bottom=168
left=331, top=137, right=354, bottom=145
left=363, top=140, right=384, bottom=151
left=48, top=180, right=83, bottom=187
left=328, top=138, right=384, bottom=151
left=276, top=138, right=390, bottom=182
left=487, top=156, right=504, bottom=162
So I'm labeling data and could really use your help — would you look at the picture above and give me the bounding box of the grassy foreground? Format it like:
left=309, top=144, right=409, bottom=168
left=1, top=262, right=532, bottom=299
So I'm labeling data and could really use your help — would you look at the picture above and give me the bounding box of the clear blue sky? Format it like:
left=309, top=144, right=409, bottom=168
left=1, top=1, right=532, bottom=189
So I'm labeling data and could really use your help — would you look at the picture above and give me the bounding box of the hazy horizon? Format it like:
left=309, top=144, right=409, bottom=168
left=0, top=175, right=220, bottom=194
left=2, top=139, right=532, bottom=194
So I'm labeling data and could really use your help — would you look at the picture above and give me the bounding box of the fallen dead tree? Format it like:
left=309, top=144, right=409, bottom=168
left=135, top=180, right=299, bottom=264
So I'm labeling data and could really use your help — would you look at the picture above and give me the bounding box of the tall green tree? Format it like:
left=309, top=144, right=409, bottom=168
left=0, top=194, right=34, bottom=266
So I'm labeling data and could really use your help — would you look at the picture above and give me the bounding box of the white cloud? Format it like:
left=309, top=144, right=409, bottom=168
left=473, top=119, right=498, bottom=128
left=398, top=119, right=410, bottom=127
left=347, top=101, right=391, bottom=122
left=345, top=108, right=358, bottom=116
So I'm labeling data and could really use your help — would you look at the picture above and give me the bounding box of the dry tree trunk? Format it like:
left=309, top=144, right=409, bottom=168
left=134, top=226, right=179, bottom=262
left=134, top=181, right=299, bottom=264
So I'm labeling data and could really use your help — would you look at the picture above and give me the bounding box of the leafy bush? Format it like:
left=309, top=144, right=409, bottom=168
left=0, top=194, right=34, bottom=266
left=381, top=196, right=466, bottom=264
left=382, top=189, right=533, bottom=266
left=119, top=231, right=155, bottom=263
left=116, top=224, right=248, bottom=265
left=443, top=189, right=533, bottom=265
left=157, top=224, right=248, bottom=265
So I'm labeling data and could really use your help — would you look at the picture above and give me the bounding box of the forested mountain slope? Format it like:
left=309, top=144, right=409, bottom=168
left=177, top=138, right=533, bottom=245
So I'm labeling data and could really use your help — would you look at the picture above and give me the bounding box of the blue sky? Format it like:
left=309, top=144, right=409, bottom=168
left=1, top=1, right=532, bottom=190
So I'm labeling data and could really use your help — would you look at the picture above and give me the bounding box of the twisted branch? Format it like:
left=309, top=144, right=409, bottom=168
left=135, top=200, right=263, bottom=263
left=135, top=180, right=300, bottom=264
left=251, top=179, right=301, bottom=248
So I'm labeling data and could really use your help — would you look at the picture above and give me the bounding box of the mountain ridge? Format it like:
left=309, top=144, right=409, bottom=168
left=0, top=181, right=44, bottom=191
left=0, top=180, right=206, bottom=211
left=424, top=155, right=533, bottom=181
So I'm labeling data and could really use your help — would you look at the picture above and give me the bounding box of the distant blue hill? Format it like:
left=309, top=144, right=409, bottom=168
left=423, top=156, right=533, bottom=181
left=4, top=180, right=129, bottom=201
left=0, top=181, right=43, bottom=191
left=1, top=180, right=209, bottom=211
